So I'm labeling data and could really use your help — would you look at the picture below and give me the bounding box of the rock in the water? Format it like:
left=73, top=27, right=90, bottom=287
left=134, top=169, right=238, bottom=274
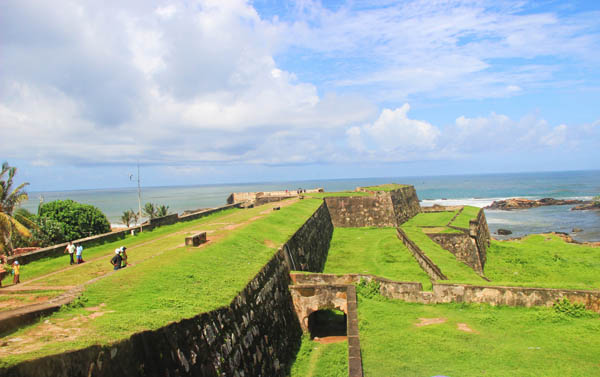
left=571, top=202, right=600, bottom=211
left=486, top=198, right=585, bottom=210
left=572, top=228, right=583, bottom=233
left=497, top=228, right=512, bottom=235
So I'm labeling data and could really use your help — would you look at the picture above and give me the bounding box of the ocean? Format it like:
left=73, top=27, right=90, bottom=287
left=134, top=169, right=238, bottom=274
left=21, top=170, right=600, bottom=242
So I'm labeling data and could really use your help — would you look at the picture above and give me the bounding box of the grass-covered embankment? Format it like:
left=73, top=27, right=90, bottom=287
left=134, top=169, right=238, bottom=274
left=290, top=336, right=347, bottom=377
left=358, top=292, right=600, bottom=377
left=323, top=228, right=431, bottom=289
left=0, top=199, right=322, bottom=367
left=305, top=191, right=372, bottom=199
left=359, top=184, right=408, bottom=192
left=478, top=234, right=600, bottom=290
left=449, top=205, right=480, bottom=229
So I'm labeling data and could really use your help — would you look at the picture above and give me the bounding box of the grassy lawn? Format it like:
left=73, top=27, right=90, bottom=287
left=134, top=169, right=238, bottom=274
left=401, top=225, right=484, bottom=282
left=358, top=295, right=600, bottom=377
left=359, top=184, right=408, bottom=192
left=290, top=336, right=347, bottom=377
left=305, top=191, right=372, bottom=199
left=323, top=228, right=431, bottom=289
left=0, top=199, right=322, bottom=367
left=450, top=205, right=480, bottom=229
left=1, top=208, right=244, bottom=286
left=402, top=211, right=459, bottom=227
left=478, top=235, right=600, bottom=290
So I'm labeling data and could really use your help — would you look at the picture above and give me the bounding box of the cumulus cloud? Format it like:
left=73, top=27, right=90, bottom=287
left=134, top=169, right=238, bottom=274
left=0, top=0, right=374, bottom=168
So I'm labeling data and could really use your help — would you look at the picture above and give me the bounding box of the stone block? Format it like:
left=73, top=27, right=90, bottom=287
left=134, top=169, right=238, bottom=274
left=185, top=232, right=207, bottom=247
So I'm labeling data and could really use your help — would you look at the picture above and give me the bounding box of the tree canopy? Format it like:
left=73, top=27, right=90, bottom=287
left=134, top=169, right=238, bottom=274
left=38, top=199, right=111, bottom=241
left=0, top=162, right=31, bottom=254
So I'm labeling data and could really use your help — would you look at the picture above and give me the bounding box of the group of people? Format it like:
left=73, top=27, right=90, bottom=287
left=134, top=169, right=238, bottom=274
left=64, top=241, right=85, bottom=265
left=110, top=246, right=128, bottom=270
left=0, top=255, right=20, bottom=287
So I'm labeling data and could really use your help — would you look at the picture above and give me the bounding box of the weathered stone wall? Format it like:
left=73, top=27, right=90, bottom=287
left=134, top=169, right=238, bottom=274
left=283, top=201, right=334, bottom=272
left=426, top=233, right=483, bottom=274
left=469, top=209, right=490, bottom=268
left=290, top=273, right=600, bottom=314
left=324, top=194, right=397, bottom=227
left=389, top=186, right=421, bottom=224
left=396, top=228, right=446, bottom=280
left=255, top=196, right=291, bottom=206
left=432, top=283, right=600, bottom=313
left=324, top=185, right=420, bottom=228
left=148, top=213, right=179, bottom=227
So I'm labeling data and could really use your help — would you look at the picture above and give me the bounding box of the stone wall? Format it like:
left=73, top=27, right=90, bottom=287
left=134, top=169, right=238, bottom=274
left=389, top=186, right=421, bottom=224
left=396, top=228, right=446, bottom=280
left=148, top=213, right=179, bottom=227
left=324, top=194, right=397, bottom=228
left=290, top=273, right=600, bottom=314
left=283, top=201, right=334, bottom=272
left=324, top=185, right=421, bottom=228
left=426, top=233, right=483, bottom=274
left=432, top=283, right=600, bottom=313
left=469, top=209, right=490, bottom=268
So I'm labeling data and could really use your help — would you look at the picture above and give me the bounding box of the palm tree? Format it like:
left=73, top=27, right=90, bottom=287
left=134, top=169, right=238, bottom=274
left=121, top=209, right=138, bottom=227
left=157, top=204, right=169, bottom=217
left=0, top=162, right=32, bottom=255
left=143, top=202, right=157, bottom=220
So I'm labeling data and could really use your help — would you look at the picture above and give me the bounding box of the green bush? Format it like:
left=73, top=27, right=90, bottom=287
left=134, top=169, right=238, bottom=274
left=38, top=200, right=110, bottom=241
left=553, top=298, right=593, bottom=318
left=32, top=217, right=66, bottom=247
left=356, top=278, right=381, bottom=299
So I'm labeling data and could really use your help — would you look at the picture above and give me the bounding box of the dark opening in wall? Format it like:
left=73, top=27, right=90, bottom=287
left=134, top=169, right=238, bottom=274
left=307, top=309, right=347, bottom=339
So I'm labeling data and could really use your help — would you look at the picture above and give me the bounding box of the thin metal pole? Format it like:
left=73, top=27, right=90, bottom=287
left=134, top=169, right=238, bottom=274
left=137, top=162, right=143, bottom=232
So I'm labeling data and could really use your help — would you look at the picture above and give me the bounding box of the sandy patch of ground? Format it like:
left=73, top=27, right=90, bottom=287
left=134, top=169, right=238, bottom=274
left=264, top=240, right=277, bottom=248
left=415, top=317, right=447, bottom=327
left=457, top=323, right=477, bottom=333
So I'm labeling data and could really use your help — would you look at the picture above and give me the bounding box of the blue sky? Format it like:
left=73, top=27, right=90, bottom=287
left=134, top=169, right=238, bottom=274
left=1, top=0, right=599, bottom=190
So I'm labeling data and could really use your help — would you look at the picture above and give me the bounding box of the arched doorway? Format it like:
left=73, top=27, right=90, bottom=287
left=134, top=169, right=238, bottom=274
left=307, top=309, right=347, bottom=339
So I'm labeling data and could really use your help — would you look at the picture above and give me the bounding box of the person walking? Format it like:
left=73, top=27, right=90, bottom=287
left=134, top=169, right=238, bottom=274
left=12, top=260, right=20, bottom=284
left=111, top=248, right=122, bottom=270
left=65, top=241, right=76, bottom=265
left=120, top=247, right=128, bottom=268
left=0, top=255, right=8, bottom=287
left=76, top=244, right=84, bottom=264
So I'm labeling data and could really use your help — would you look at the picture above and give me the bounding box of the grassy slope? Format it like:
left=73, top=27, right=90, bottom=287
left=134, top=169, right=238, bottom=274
left=323, top=228, right=431, bottom=289
left=401, top=225, right=484, bottom=282
left=359, top=184, right=408, bottom=192
left=358, top=296, right=600, bottom=377
left=290, top=336, right=347, bottom=377
left=0, top=199, right=321, bottom=367
left=402, top=211, right=458, bottom=227
left=480, top=234, right=600, bottom=290
left=450, top=205, right=480, bottom=229
left=1, top=208, right=241, bottom=286
left=305, top=191, right=372, bottom=199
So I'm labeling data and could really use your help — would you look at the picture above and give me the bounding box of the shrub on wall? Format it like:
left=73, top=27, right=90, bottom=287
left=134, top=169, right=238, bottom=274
left=38, top=199, right=111, bottom=241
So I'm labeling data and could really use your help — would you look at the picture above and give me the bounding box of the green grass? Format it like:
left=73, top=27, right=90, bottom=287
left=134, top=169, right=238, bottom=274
left=479, top=234, right=600, bottom=290
left=323, top=228, right=431, bottom=290
left=1, top=208, right=241, bottom=286
left=0, top=199, right=322, bottom=367
left=450, top=205, right=480, bottom=229
left=305, top=191, right=372, bottom=198
left=401, top=225, right=484, bottom=282
left=359, top=184, right=408, bottom=192
left=290, top=335, right=347, bottom=377
left=358, top=295, right=600, bottom=377
left=402, top=211, right=459, bottom=227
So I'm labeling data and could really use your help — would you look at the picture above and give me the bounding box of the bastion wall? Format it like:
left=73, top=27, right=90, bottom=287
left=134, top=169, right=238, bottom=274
left=2, top=202, right=335, bottom=377
left=324, top=185, right=421, bottom=228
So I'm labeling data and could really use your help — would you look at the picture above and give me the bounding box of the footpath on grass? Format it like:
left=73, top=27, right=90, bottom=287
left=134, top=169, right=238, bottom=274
left=0, top=197, right=321, bottom=367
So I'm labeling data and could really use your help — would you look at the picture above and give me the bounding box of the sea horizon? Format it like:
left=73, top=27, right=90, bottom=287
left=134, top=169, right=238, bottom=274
left=20, top=169, right=600, bottom=243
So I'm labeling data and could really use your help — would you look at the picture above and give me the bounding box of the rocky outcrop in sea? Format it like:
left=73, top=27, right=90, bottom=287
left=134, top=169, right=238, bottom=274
left=485, top=198, right=586, bottom=210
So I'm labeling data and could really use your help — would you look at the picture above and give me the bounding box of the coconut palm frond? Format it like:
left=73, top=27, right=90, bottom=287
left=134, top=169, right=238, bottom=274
left=9, top=216, right=31, bottom=238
